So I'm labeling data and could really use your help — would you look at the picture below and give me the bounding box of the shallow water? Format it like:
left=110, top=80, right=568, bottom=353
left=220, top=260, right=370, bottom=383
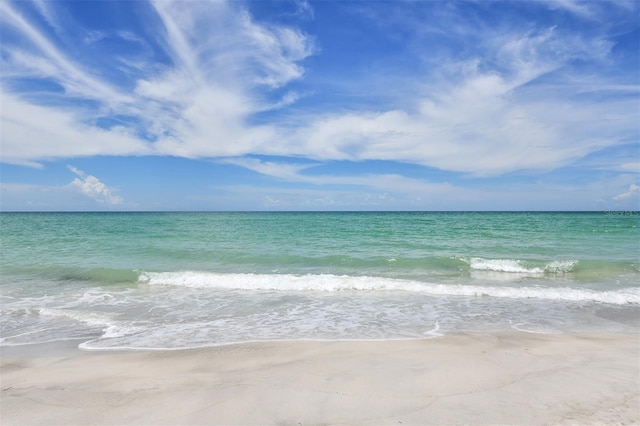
left=1, top=212, right=638, bottom=350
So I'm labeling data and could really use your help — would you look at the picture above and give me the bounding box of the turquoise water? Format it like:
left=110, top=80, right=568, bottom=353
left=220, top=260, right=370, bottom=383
left=1, top=212, right=638, bottom=349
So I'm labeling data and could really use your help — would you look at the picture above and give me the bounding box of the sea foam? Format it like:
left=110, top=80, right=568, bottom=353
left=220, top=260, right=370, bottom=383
left=469, top=258, right=543, bottom=273
left=138, top=271, right=640, bottom=305
left=466, top=258, right=579, bottom=274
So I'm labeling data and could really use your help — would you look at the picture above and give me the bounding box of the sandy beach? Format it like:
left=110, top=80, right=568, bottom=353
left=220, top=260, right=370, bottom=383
left=1, top=333, right=638, bottom=425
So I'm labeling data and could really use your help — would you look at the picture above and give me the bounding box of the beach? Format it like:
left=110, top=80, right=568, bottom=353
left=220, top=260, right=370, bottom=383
left=2, top=212, right=639, bottom=424
left=2, top=332, right=638, bottom=425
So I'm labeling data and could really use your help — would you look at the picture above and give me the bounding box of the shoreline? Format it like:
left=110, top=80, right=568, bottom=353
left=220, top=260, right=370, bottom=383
left=2, top=332, right=639, bottom=425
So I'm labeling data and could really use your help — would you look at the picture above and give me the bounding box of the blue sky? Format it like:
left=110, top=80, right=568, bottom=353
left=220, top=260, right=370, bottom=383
left=1, top=0, right=638, bottom=211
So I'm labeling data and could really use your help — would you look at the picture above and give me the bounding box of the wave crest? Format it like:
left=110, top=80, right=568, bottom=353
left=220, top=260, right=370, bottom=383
left=466, top=258, right=579, bottom=274
left=138, top=271, right=639, bottom=305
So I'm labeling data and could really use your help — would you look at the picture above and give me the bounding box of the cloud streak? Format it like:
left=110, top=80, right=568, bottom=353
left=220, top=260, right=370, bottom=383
left=0, top=1, right=133, bottom=105
left=1, top=91, right=150, bottom=167
left=0, top=0, right=637, bottom=181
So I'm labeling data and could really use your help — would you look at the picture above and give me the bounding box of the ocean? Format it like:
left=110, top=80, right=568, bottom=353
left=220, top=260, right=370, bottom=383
left=1, top=211, right=638, bottom=350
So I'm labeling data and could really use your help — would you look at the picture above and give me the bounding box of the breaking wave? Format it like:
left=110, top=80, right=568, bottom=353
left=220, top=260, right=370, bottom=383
left=138, top=271, right=639, bottom=305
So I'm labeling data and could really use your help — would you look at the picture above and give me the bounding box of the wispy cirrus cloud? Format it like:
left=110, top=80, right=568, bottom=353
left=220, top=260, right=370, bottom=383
left=0, top=1, right=133, bottom=105
left=137, top=0, right=316, bottom=158
left=1, top=91, right=150, bottom=167
left=543, top=0, right=597, bottom=18
left=1, top=0, right=315, bottom=165
left=276, top=13, right=636, bottom=176
left=0, top=0, right=637, bottom=181
left=618, top=163, right=640, bottom=173
left=542, top=0, right=637, bottom=19
left=221, top=157, right=454, bottom=196
left=220, top=157, right=318, bottom=180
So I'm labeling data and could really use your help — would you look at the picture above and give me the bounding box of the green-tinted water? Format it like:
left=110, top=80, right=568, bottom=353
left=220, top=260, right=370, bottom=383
left=2, top=211, right=638, bottom=277
left=1, top=212, right=638, bottom=349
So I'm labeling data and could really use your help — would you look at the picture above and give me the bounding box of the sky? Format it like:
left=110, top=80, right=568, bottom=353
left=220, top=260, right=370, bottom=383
left=0, top=0, right=638, bottom=211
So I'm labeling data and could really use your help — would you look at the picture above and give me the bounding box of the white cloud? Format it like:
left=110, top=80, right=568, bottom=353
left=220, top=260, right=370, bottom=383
left=0, top=2, right=132, bottom=106
left=0, top=179, right=124, bottom=210
left=542, top=0, right=636, bottom=19
left=32, top=0, right=65, bottom=36
left=0, top=91, right=150, bottom=166
left=67, top=165, right=123, bottom=205
left=543, top=0, right=596, bottom=18
left=1, top=0, right=314, bottom=166
left=286, top=83, right=635, bottom=175
left=220, top=158, right=317, bottom=179
left=617, top=162, right=640, bottom=173
left=130, top=0, right=315, bottom=156
left=146, top=0, right=314, bottom=89
left=0, top=0, right=636, bottom=180
left=213, top=156, right=640, bottom=210
left=295, top=0, right=314, bottom=20
left=613, top=184, right=639, bottom=201
left=269, top=21, right=633, bottom=176
left=221, top=157, right=456, bottom=198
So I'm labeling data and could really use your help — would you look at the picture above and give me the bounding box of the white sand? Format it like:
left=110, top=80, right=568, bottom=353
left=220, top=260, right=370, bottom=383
left=1, top=333, right=639, bottom=425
